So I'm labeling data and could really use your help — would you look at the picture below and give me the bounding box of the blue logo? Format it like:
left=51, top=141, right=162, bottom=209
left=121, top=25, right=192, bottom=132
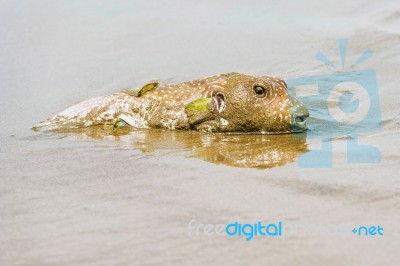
left=287, top=39, right=381, bottom=168
left=352, top=225, right=384, bottom=236
left=225, top=221, right=282, bottom=241
left=187, top=220, right=384, bottom=240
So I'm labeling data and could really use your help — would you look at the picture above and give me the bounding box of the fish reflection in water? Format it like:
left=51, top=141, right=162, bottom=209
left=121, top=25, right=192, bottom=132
left=50, top=127, right=308, bottom=169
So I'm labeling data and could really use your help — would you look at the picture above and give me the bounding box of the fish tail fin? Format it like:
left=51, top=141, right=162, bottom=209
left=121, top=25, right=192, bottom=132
left=32, top=93, right=138, bottom=131
left=32, top=120, right=55, bottom=131
left=32, top=118, right=79, bottom=131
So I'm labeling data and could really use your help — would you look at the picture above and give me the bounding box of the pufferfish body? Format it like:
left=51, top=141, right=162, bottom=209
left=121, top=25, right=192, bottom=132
left=33, top=73, right=309, bottom=133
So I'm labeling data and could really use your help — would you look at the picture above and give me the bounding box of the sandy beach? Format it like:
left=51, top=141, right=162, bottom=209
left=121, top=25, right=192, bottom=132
left=1, top=0, right=399, bottom=265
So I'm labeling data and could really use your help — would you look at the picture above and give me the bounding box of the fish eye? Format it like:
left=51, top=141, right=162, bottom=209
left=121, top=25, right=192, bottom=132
left=253, top=85, right=267, bottom=97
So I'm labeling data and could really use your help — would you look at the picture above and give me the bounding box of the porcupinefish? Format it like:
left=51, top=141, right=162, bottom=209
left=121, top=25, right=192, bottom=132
left=33, top=72, right=309, bottom=133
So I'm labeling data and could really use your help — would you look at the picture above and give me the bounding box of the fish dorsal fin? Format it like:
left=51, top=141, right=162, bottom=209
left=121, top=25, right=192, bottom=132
left=123, top=82, right=159, bottom=97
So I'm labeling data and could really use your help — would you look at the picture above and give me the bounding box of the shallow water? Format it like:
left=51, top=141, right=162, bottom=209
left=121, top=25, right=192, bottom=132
left=35, top=128, right=308, bottom=169
left=1, top=0, right=400, bottom=265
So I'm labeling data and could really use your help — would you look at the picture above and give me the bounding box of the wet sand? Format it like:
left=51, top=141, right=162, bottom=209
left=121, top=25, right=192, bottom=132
left=1, top=0, right=400, bottom=265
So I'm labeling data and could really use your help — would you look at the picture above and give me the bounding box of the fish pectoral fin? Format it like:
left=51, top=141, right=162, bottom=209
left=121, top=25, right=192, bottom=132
left=122, top=82, right=159, bottom=97
left=103, top=115, right=132, bottom=131
left=114, top=119, right=127, bottom=128
left=185, top=98, right=212, bottom=112
left=185, top=98, right=216, bottom=125
left=103, top=121, right=126, bottom=131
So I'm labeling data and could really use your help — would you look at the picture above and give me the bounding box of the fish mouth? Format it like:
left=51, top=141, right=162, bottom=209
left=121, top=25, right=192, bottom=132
left=288, top=95, right=309, bottom=133
left=291, top=113, right=309, bottom=132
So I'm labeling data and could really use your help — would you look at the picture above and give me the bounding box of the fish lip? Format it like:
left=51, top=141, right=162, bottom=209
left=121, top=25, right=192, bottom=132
left=290, top=112, right=309, bottom=132
left=295, top=114, right=308, bottom=123
left=294, top=123, right=308, bottom=131
left=291, top=126, right=308, bottom=133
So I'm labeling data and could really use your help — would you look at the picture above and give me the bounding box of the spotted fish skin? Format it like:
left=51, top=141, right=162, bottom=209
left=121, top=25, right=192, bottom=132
left=33, top=73, right=309, bottom=133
